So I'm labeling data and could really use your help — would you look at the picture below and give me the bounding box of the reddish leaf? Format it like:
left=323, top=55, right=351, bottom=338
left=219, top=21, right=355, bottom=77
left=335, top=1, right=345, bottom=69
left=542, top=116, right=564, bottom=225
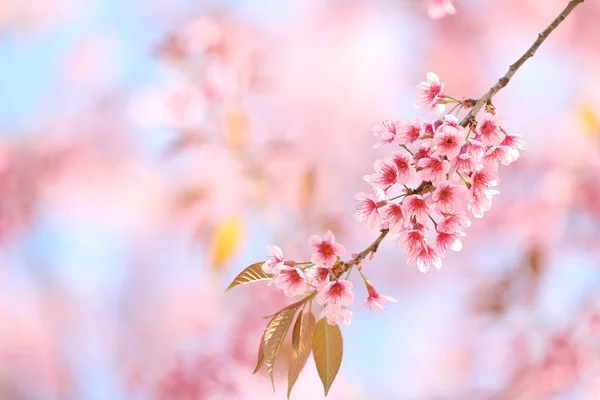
left=312, top=318, right=343, bottom=396
left=287, top=312, right=316, bottom=399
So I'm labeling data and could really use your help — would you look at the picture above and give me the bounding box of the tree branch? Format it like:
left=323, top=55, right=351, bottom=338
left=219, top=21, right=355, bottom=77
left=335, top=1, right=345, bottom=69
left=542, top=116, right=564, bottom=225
left=459, top=0, right=587, bottom=127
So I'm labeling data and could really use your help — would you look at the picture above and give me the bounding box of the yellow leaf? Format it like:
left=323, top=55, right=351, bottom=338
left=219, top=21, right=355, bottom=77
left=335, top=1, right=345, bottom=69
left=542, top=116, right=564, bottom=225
left=263, top=307, right=299, bottom=389
left=288, top=312, right=316, bottom=399
left=312, top=318, right=343, bottom=396
left=210, top=216, right=245, bottom=270
left=223, top=261, right=270, bottom=294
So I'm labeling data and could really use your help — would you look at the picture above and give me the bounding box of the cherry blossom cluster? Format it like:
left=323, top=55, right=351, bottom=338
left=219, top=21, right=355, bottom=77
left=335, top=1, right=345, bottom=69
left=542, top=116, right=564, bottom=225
left=356, top=72, right=526, bottom=272
left=262, top=230, right=395, bottom=326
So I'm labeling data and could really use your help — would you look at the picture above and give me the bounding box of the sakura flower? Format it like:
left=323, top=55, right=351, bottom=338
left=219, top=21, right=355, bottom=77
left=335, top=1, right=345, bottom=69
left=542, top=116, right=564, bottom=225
left=273, top=267, right=307, bottom=297
left=321, top=304, right=353, bottom=326
left=437, top=212, right=471, bottom=233
left=395, top=118, right=423, bottom=145
left=483, top=146, right=516, bottom=170
left=364, top=158, right=399, bottom=193
left=355, top=192, right=384, bottom=228
left=411, top=244, right=442, bottom=273
left=415, top=72, right=445, bottom=112
left=359, top=281, right=397, bottom=312
left=397, top=225, right=426, bottom=261
left=309, top=230, right=346, bottom=267
left=317, top=279, right=354, bottom=307
left=477, top=112, right=506, bottom=146
left=501, top=129, right=527, bottom=160
left=262, top=246, right=284, bottom=275
left=417, top=157, right=450, bottom=183
left=469, top=188, right=500, bottom=218
left=471, top=168, right=499, bottom=195
left=450, top=153, right=477, bottom=174
left=308, top=266, right=331, bottom=291
left=390, top=152, right=417, bottom=184
left=433, top=120, right=467, bottom=160
left=372, top=120, right=399, bottom=149
left=429, top=181, right=468, bottom=213
left=403, top=195, right=432, bottom=225
left=413, top=147, right=431, bottom=163
left=466, top=138, right=486, bottom=162
left=379, top=202, right=405, bottom=232
left=427, top=0, right=457, bottom=19
left=435, top=230, right=465, bottom=257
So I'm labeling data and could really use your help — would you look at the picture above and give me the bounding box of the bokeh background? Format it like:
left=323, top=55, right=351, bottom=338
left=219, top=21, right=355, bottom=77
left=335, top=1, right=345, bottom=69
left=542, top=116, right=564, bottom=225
left=1, top=0, right=600, bottom=399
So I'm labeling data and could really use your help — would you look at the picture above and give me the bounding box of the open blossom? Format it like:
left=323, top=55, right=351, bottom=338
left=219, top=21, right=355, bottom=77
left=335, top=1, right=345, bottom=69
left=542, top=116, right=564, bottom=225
left=262, top=246, right=284, bottom=275
left=435, top=230, right=465, bottom=257
left=437, top=212, right=471, bottom=233
left=395, top=118, right=423, bottom=145
left=355, top=192, right=384, bottom=228
left=309, top=266, right=331, bottom=291
left=309, top=230, right=346, bottom=267
left=470, top=188, right=499, bottom=218
left=417, top=157, right=450, bottom=183
left=397, top=225, right=426, bottom=261
left=359, top=281, right=397, bottom=312
left=391, top=152, right=417, bottom=184
left=434, top=119, right=467, bottom=160
left=403, top=195, right=432, bottom=225
left=321, top=304, right=353, bottom=326
left=317, top=279, right=354, bottom=307
left=411, top=244, right=442, bottom=273
left=501, top=129, right=527, bottom=160
left=372, top=120, right=399, bottom=149
left=364, top=158, right=398, bottom=193
left=477, top=112, right=506, bottom=146
left=379, top=202, right=405, bottom=232
left=471, top=168, right=499, bottom=195
left=483, top=146, right=516, bottom=170
left=273, top=267, right=307, bottom=297
left=427, top=0, right=457, bottom=19
left=429, top=181, right=467, bottom=214
left=415, top=72, right=445, bottom=112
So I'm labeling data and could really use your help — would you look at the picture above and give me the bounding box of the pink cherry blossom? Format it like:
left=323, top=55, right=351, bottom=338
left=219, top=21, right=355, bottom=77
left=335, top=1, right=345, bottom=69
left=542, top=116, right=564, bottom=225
left=469, top=188, right=500, bottom=218
left=477, top=112, right=506, bottom=146
left=429, top=181, right=468, bottom=213
left=262, top=246, right=284, bottom=275
left=395, top=118, right=423, bottom=145
left=379, top=202, right=405, bottom=232
left=273, top=267, right=307, bottom=297
left=390, top=152, right=417, bottom=184
left=372, top=120, right=399, bottom=149
left=413, top=147, right=431, bottom=164
left=309, top=266, right=331, bottom=291
left=415, top=72, right=445, bottom=111
left=317, top=279, right=354, bottom=307
left=437, top=212, right=471, bottom=233
left=364, top=158, right=399, bottom=193
left=471, top=168, right=499, bottom=195
left=309, top=230, right=346, bottom=267
left=354, top=192, right=384, bottom=228
left=466, top=138, right=486, bottom=162
left=501, top=129, right=527, bottom=160
left=483, top=146, right=516, bottom=170
left=433, top=120, right=467, bottom=160
left=435, top=230, right=465, bottom=257
left=411, top=244, right=442, bottom=273
left=397, top=225, right=426, bottom=261
left=320, top=304, right=353, bottom=326
left=403, top=194, right=432, bottom=225
left=359, top=281, right=397, bottom=312
left=427, top=0, right=457, bottom=19
left=450, top=153, right=477, bottom=174
left=417, top=157, right=450, bottom=183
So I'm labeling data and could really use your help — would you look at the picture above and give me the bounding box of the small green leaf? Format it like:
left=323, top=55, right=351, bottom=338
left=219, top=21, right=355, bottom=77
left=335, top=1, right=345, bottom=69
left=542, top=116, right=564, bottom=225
left=287, top=312, right=316, bottom=399
left=252, top=330, right=266, bottom=374
left=312, top=318, right=343, bottom=396
left=224, top=261, right=270, bottom=294
left=263, top=307, right=299, bottom=389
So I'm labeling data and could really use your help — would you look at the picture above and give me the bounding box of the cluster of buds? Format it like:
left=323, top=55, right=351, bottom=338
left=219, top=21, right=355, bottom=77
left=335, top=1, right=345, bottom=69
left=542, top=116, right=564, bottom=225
left=357, top=72, right=526, bottom=272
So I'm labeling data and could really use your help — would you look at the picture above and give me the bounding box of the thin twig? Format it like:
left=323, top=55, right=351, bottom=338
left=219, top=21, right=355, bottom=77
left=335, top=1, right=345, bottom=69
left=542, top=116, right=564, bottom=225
left=459, top=0, right=586, bottom=127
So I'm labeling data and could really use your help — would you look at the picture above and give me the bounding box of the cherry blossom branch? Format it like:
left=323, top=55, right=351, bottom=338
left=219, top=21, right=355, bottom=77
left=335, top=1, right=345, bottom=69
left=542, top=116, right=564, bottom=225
left=341, top=228, right=390, bottom=271
left=459, top=0, right=586, bottom=127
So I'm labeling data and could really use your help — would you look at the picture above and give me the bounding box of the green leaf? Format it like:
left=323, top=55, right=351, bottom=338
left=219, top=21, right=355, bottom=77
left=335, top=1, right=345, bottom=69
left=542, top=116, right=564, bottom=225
left=224, top=261, right=270, bottom=294
left=252, top=330, right=266, bottom=374
left=312, top=318, right=343, bottom=396
left=287, top=312, right=316, bottom=399
left=263, top=306, right=301, bottom=389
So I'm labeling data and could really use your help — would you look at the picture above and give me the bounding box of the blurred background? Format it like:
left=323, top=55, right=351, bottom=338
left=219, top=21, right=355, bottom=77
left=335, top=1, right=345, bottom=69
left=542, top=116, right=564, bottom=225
left=0, top=0, right=600, bottom=399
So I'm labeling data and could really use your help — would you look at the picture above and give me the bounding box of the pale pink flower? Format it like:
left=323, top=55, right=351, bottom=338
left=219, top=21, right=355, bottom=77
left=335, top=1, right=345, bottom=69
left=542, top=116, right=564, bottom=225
left=397, top=225, right=426, bottom=261
left=364, top=158, right=398, bottom=193
left=379, top=202, right=405, bottom=232
left=450, top=153, right=477, bottom=174
left=469, top=188, right=499, bottom=218
left=501, top=129, right=527, bottom=160
left=391, top=152, right=417, bottom=184
left=477, top=112, right=506, bottom=146
left=262, top=246, right=284, bottom=275
left=417, top=157, right=450, bottom=183
left=411, top=244, right=442, bottom=273
left=437, top=212, right=471, bottom=233
left=429, top=181, right=468, bottom=213
left=483, top=146, right=516, bottom=170
left=274, top=267, right=307, bottom=297
left=317, top=279, right=354, bottom=307
left=471, top=168, right=499, bottom=195
left=359, top=281, right=397, bottom=312
left=321, top=304, right=353, bottom=326
left=413, top=147, right=431, bottom=163
left=427, top=0, right=457, bottom=19
left=415, top=72, right=445, bottom=111
left=395, top=118, right=423, bottom=145
left=309, top=230, right=346, bottom=267
left=435, top=230, right=465, bottom=257
left=309, top=266, right=331, bottom=291
left=466, top=138, right=486, bottom=162
left=372, top=120, right=399, bottom=149
left=403, top=195, right=432, bottom=225
left=434, top=119, right=467, bottom=160
left=355, top=192, right=384, bottom=228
